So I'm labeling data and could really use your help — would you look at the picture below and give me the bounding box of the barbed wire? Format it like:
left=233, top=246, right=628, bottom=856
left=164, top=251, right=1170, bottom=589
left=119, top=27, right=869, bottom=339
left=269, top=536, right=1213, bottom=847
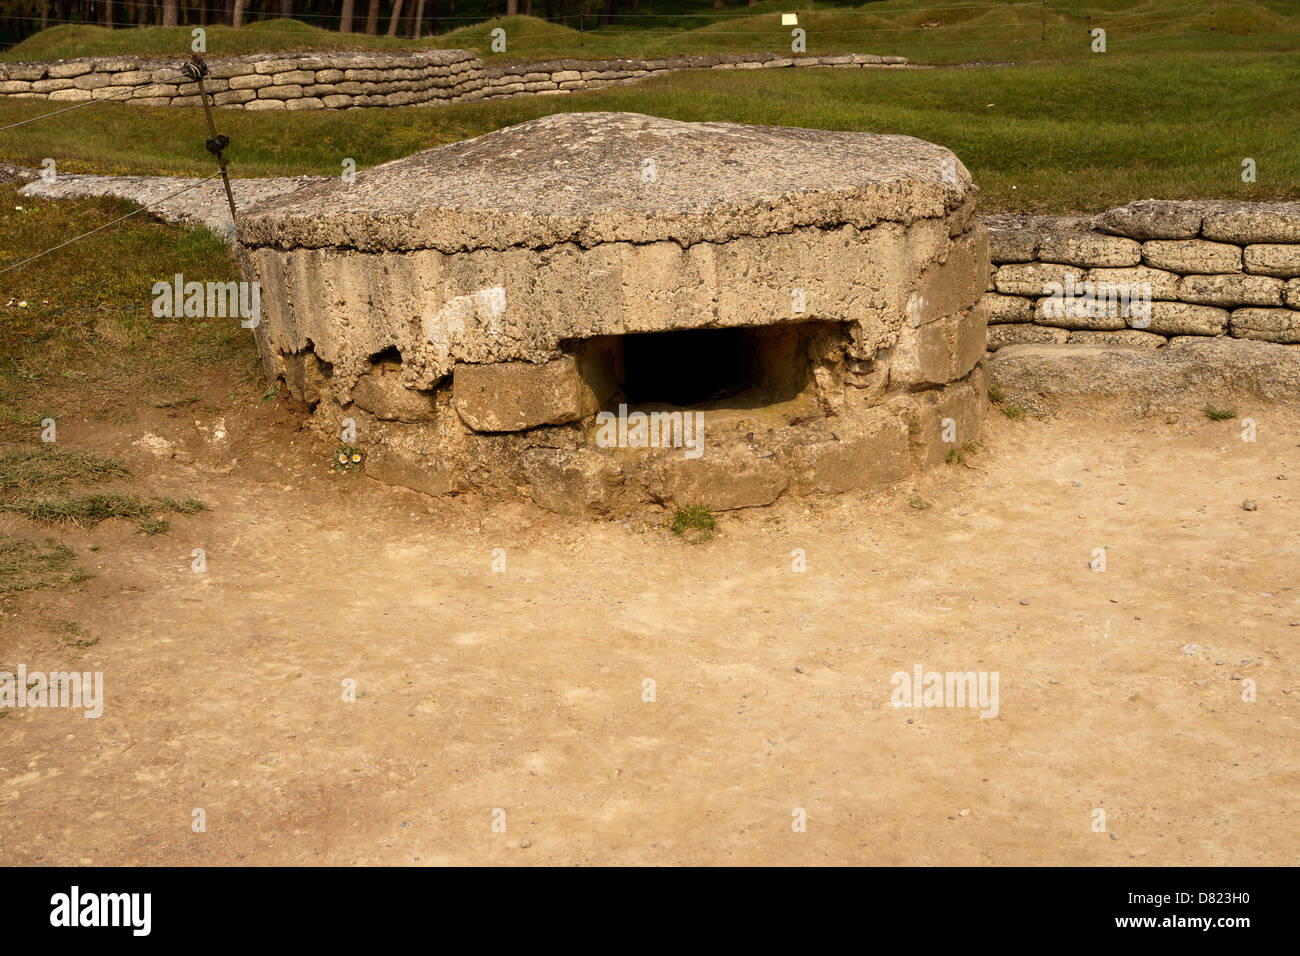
left=0, top=173, right=222, bottom=277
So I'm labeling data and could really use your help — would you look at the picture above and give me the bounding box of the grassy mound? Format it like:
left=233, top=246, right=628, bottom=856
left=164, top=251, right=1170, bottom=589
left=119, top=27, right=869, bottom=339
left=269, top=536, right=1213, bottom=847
left=3, top=2, right=1297, bottom=66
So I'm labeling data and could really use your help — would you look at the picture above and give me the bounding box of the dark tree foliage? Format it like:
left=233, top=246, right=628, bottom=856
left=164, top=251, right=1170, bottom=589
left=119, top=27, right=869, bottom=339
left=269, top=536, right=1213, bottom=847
left=0, top=1, right=737, bottom=49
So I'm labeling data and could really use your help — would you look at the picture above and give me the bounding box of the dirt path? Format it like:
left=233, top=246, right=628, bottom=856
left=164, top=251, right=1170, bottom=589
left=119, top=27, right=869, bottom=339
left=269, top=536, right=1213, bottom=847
left=2, top=396, right=1297, bottom=865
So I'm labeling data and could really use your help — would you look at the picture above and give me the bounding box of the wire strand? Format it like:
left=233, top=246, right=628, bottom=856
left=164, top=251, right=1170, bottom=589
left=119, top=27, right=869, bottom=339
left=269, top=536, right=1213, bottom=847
left=0, top=173, right=222, bottom=277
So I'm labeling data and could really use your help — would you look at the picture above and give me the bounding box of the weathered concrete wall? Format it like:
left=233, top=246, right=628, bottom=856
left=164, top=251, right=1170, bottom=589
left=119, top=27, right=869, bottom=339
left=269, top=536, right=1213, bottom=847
left=982, top=200, right=1300, bottom=352
left=236, top=112, right=983, bottom=513
left=0, top=49, right=909, bottom=110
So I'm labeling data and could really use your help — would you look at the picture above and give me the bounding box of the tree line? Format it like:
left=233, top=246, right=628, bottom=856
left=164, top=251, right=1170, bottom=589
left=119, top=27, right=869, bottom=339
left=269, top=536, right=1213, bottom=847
left=1, top=0, right=755, bottom=47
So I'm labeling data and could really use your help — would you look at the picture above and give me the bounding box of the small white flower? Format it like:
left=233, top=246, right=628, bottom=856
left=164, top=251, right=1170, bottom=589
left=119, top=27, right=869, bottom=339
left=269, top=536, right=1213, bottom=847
left=18, top=300, right=29, bottom=307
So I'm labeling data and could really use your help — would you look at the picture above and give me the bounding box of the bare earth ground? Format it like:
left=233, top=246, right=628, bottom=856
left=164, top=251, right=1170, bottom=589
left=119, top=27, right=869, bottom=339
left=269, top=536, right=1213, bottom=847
left=2, top=389, right=1297, bottom=866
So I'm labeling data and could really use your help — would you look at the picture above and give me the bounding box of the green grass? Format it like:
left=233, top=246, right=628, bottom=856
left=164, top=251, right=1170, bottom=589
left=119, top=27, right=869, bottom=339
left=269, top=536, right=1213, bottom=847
left=0, top=183, right=258, bottom=444
left=669, top=504, right=716, bottom=542
left=0, top=448, right=130, bottom=492
left=54, top=619, right=99, bottom=647
left=0, top=491, right=154, bottom=525
left=988, top=381, right=1027, bottom=419
left=152, top=496, right=209, bottom=515
left=5, top=3, right=1298, bottom=66
left=1203, top=405, right=1237, bottom=420
left=0, top=50, right=1295, bottom=213
left=0, top=492, right=209, bottom=531
left=0, top=534, right=80, bottom=594
left=0, top=190, right=237, bottom=336
left=0, top=187, right=245, bottom=352
left=946, top=442, right=977, bottom=465
left=0, top=437, right=211, bottom=538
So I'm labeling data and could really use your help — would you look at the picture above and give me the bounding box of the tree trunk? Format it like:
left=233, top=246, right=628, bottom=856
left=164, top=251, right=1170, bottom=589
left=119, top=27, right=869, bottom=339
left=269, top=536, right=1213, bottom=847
left=162, top=0, right=177, bottom=26
left=524, top=0, right=532, bottom=16
left=232, top=0, right=243, bottom=27
left=280, top=0, right=292, bottom=17
left=365, top=0, right=380, bottom=34
left=102, top=0, right=114, bottom=25
left=412, top=0, right=426, bottom=36
left=386, top=0, right=404, bottom=35
left=505, top=0, right=517, bottom=16
left=339, top=0, right=354, bottom=31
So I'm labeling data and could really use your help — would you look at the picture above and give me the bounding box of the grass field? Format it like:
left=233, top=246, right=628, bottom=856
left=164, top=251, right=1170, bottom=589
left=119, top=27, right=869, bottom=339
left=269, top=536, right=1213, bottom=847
left=0, top=184, right=252, bottom=443
left=4, top=1, right=1299, bottom=66
left=0, top=50, right=1295, bottom=213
